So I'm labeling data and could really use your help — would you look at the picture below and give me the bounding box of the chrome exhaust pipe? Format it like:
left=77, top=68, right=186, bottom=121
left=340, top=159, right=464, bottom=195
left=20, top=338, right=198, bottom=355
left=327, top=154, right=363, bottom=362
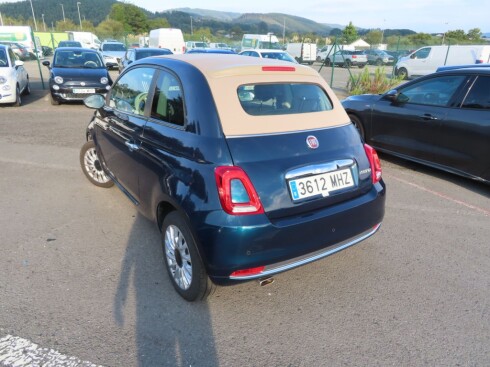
left=258, top=277, right=275, bottom=286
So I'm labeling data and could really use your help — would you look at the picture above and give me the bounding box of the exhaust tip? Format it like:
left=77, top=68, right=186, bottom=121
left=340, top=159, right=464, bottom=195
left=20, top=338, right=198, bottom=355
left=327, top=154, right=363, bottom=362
left=258, top=277, right=275, bottom=287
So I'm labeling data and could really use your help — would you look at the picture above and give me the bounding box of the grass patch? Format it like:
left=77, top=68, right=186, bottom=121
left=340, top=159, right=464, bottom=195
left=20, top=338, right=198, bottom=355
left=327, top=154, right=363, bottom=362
left=346, top=67, right=404, bottom=95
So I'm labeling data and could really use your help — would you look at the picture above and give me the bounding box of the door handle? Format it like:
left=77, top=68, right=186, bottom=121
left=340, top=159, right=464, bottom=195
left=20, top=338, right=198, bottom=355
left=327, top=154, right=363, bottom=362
left=125, top=141, right=140, bottom=151
left=420, top=114, right=439, bottom=120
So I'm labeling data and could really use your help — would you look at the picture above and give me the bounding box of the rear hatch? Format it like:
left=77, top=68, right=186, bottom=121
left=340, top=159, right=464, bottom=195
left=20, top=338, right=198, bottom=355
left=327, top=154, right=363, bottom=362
left=225, top=125, right=373, bottom=220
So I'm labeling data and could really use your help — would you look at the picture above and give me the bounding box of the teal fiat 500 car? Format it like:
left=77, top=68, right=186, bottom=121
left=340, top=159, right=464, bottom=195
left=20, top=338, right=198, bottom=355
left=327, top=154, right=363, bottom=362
left=80, top=54, right=386, bottom=301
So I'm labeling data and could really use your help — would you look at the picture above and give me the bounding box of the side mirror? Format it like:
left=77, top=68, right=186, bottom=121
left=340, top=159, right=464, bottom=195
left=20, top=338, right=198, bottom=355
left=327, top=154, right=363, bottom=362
left=384, top=89, right=409, bottom=104
left=14, top=60, right=24, bottom=67
left=410, top=53, right=416, bottom=59
left=84, top=94, right=105, bottom=109
left=42, top=60, right=50, bottom=67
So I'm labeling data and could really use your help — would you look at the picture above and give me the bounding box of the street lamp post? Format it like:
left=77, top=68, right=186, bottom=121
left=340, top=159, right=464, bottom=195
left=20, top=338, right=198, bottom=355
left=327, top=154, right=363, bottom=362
left=29, top=0, right=38, bottom=31
left=42, top=14, right=46, bottom=31
left=76, top=2, right=82, bottom=31
left=60, top=3, right=66, bottom=22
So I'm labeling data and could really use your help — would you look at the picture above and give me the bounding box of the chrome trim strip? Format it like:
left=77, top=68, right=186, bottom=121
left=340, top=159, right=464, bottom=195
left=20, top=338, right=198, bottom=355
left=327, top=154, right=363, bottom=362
left=225, top=122, right=351, bottom=139
left=285, top=159, right=354, bottom=179
left=229, top=223, right=381, bottom=280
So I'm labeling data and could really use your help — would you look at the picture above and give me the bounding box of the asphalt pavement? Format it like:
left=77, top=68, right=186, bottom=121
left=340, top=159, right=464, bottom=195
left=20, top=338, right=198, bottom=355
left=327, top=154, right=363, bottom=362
left=0, top=60, right=488, bottom=367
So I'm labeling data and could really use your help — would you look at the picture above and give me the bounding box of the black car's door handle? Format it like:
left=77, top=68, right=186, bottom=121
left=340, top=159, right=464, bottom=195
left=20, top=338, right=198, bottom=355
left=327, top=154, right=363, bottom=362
left=420, top=114, right=439, bottom=120
left=125, top=141, right=140, bottom=152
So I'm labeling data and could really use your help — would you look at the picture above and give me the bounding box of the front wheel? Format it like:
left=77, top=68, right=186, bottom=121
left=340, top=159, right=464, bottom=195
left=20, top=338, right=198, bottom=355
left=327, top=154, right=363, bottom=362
left=13, top=86, right=21, bottom=107
left=396, top=67, right=408, bottom=80
left=79, top=140, right=114, bottom=188
left=162, top=212, right=215, bottom=302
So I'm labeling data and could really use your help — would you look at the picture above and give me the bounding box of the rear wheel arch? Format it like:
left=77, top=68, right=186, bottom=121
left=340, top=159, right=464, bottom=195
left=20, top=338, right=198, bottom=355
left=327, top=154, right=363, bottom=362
left=348, top=113, right=366, bottom=141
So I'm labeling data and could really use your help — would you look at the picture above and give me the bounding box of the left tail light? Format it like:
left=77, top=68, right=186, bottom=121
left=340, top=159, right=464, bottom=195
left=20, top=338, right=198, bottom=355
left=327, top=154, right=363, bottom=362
left=364, top=144, right=382, bottom=184
left=215, top=166, right=264, bottom=215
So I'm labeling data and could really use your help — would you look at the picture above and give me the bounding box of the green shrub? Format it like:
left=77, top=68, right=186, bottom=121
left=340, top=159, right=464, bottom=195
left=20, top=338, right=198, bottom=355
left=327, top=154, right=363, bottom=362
left=346, top=67, right=404, bottom=95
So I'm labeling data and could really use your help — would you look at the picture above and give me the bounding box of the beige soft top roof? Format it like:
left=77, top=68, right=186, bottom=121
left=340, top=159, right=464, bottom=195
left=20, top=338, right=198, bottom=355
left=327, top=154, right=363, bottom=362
left=162, top=54, right=350, bottom=137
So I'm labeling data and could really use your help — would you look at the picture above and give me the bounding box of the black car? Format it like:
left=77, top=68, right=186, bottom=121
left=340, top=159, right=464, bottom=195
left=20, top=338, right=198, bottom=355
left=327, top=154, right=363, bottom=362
left=342, top=67, right=490, bottom=183
left=118, top=47, right=172, bottom=73
left=42, top=47, right=112, bottom=105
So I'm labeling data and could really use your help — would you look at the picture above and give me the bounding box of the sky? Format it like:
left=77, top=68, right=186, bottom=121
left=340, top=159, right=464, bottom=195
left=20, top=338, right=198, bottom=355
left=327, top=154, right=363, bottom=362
left=132, top=0, right=488, bottom=34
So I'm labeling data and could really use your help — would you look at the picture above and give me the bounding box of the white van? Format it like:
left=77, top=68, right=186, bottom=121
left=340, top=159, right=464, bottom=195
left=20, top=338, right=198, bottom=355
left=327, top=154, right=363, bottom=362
left=0, top=26, right=37, bottom=56
left=395, top=45, right=490, bottom=79
left=286, top=43, right=317, bottom=65
left=241, top=34, right=280, bottom=51
left=149, top=28, right=185, bottom=54
left=66, top=31, right=101, bottom=50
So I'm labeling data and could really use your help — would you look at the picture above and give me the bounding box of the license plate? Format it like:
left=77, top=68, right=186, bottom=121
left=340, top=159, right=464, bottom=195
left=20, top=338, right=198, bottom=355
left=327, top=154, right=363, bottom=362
left=73, top=88, right=95, bottom=93
left=288, top=168, right=354, bottom=201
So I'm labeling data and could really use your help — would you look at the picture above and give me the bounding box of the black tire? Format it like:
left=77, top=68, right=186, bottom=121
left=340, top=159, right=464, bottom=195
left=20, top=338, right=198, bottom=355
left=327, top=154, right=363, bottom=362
left=23, top=78, right=31, bottom=95
left=358, top=64, right=366, bottom=69
left=349, top=114, right=365, bottom=141
left=162, top=211, right=215, bottom=302
left=50, top=93, right=60, bottom=105
left=79, top=140, right=114, bottom=188
left=325, top=58, right=331, bottom=66
left=375, top=58, right=383, bottom=66
left=316, top=56, right=322, bottom=62
left=397, top=67, right=408, bottom=80
left=13, top=85, right=21, bottom=107
left=344, top=59, right=352, bottom=68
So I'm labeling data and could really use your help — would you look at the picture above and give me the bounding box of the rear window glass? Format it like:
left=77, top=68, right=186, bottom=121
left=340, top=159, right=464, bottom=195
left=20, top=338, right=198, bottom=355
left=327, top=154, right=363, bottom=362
left=237, top=83, right=333, bottom=116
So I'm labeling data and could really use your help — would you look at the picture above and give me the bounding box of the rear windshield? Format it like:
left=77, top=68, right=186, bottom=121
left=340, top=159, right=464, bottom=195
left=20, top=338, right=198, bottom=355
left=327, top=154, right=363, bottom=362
left=237, top=83, right=333, bottom=116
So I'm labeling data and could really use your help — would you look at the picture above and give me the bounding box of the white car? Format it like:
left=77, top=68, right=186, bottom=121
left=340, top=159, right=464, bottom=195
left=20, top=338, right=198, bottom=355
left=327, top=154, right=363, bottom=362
left=239, top=49, right=298, bottom=63
left=0, top=44, right=29, bottom=106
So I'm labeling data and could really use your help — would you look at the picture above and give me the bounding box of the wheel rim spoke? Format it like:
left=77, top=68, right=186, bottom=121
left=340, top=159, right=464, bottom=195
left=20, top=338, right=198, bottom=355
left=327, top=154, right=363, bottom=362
left=84, top=147, right=110, bottom=184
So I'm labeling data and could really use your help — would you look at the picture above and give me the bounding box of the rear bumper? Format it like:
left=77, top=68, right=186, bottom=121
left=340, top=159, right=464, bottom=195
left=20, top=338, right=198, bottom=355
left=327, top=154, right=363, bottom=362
left=194, top=181, right=386, bottom=284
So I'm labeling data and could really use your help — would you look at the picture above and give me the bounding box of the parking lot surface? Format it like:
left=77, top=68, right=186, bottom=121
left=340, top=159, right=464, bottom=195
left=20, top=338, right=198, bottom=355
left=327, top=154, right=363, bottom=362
left=0, top=60, right=489, bottom=366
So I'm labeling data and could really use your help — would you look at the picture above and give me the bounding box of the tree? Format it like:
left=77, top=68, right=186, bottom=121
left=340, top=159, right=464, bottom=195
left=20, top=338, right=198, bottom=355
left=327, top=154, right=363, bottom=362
left=55, top=19, right=79, bottom=32
left=364, top=30, right=383, bottom=45
left=96, top=19, right=125, bottom=40
left=148, top=18, right=170, bottom=32
left=342, top=22, right=358, bottom=44
left=81, top=20, right=96, bottom=33
left=109, top=3, right=148, bottom=34
left=467, top=28, right=482, bottom=41
left=445, top=29, right=466, bottom=42
left=258, top=21, right=268, bottom=34
left=408, top=32, right=434, bottom=47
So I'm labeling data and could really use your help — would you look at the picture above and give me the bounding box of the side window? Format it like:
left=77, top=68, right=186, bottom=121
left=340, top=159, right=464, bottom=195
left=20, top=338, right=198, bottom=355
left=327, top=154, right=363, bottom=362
left=109, top=67, right=155, bottom=115
left=150, top=70, right=185, bottom=126
left=461, top=76, right=490, bottom=109
left=8, top=48, right=18, bottom=63
left=413, top=47, right=430, bottom=59
left=398, top=75, right=466, bottom=107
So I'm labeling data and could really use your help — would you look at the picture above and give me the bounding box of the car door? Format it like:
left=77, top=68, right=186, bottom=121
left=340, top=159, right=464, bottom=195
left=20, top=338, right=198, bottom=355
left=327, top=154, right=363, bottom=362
left=8, top=48, right=27, bottom=90
left=434, top=74, right=490, bottom=178
left=369, top=74, right=468, bottom=163
left=94, top=66, right=156, bottom=202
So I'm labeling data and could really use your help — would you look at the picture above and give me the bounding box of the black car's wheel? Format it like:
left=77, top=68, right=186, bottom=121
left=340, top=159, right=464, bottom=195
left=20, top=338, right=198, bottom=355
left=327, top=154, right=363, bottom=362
left=349, top=114, right=365, bottom=141
left=397, top=67, right=408, bottom=80
left=162, top=211, right=216, bottom=302
left=13, top=85, right=21, bottom=107
left=50, top=93, right=60, bottom=105
left=79, top=140, right=114, bottom=188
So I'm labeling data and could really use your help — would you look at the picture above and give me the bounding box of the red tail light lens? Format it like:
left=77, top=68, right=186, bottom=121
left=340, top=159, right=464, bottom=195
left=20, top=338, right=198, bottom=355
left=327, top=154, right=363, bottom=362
left=215, top=166, right=264, bottom=215
left=363, top=144, right=382, bottom=183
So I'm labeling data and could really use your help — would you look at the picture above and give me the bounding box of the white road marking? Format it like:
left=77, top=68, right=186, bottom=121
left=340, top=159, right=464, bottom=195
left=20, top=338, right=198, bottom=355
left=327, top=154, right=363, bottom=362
left=0, top=335, right=104, bottom=367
